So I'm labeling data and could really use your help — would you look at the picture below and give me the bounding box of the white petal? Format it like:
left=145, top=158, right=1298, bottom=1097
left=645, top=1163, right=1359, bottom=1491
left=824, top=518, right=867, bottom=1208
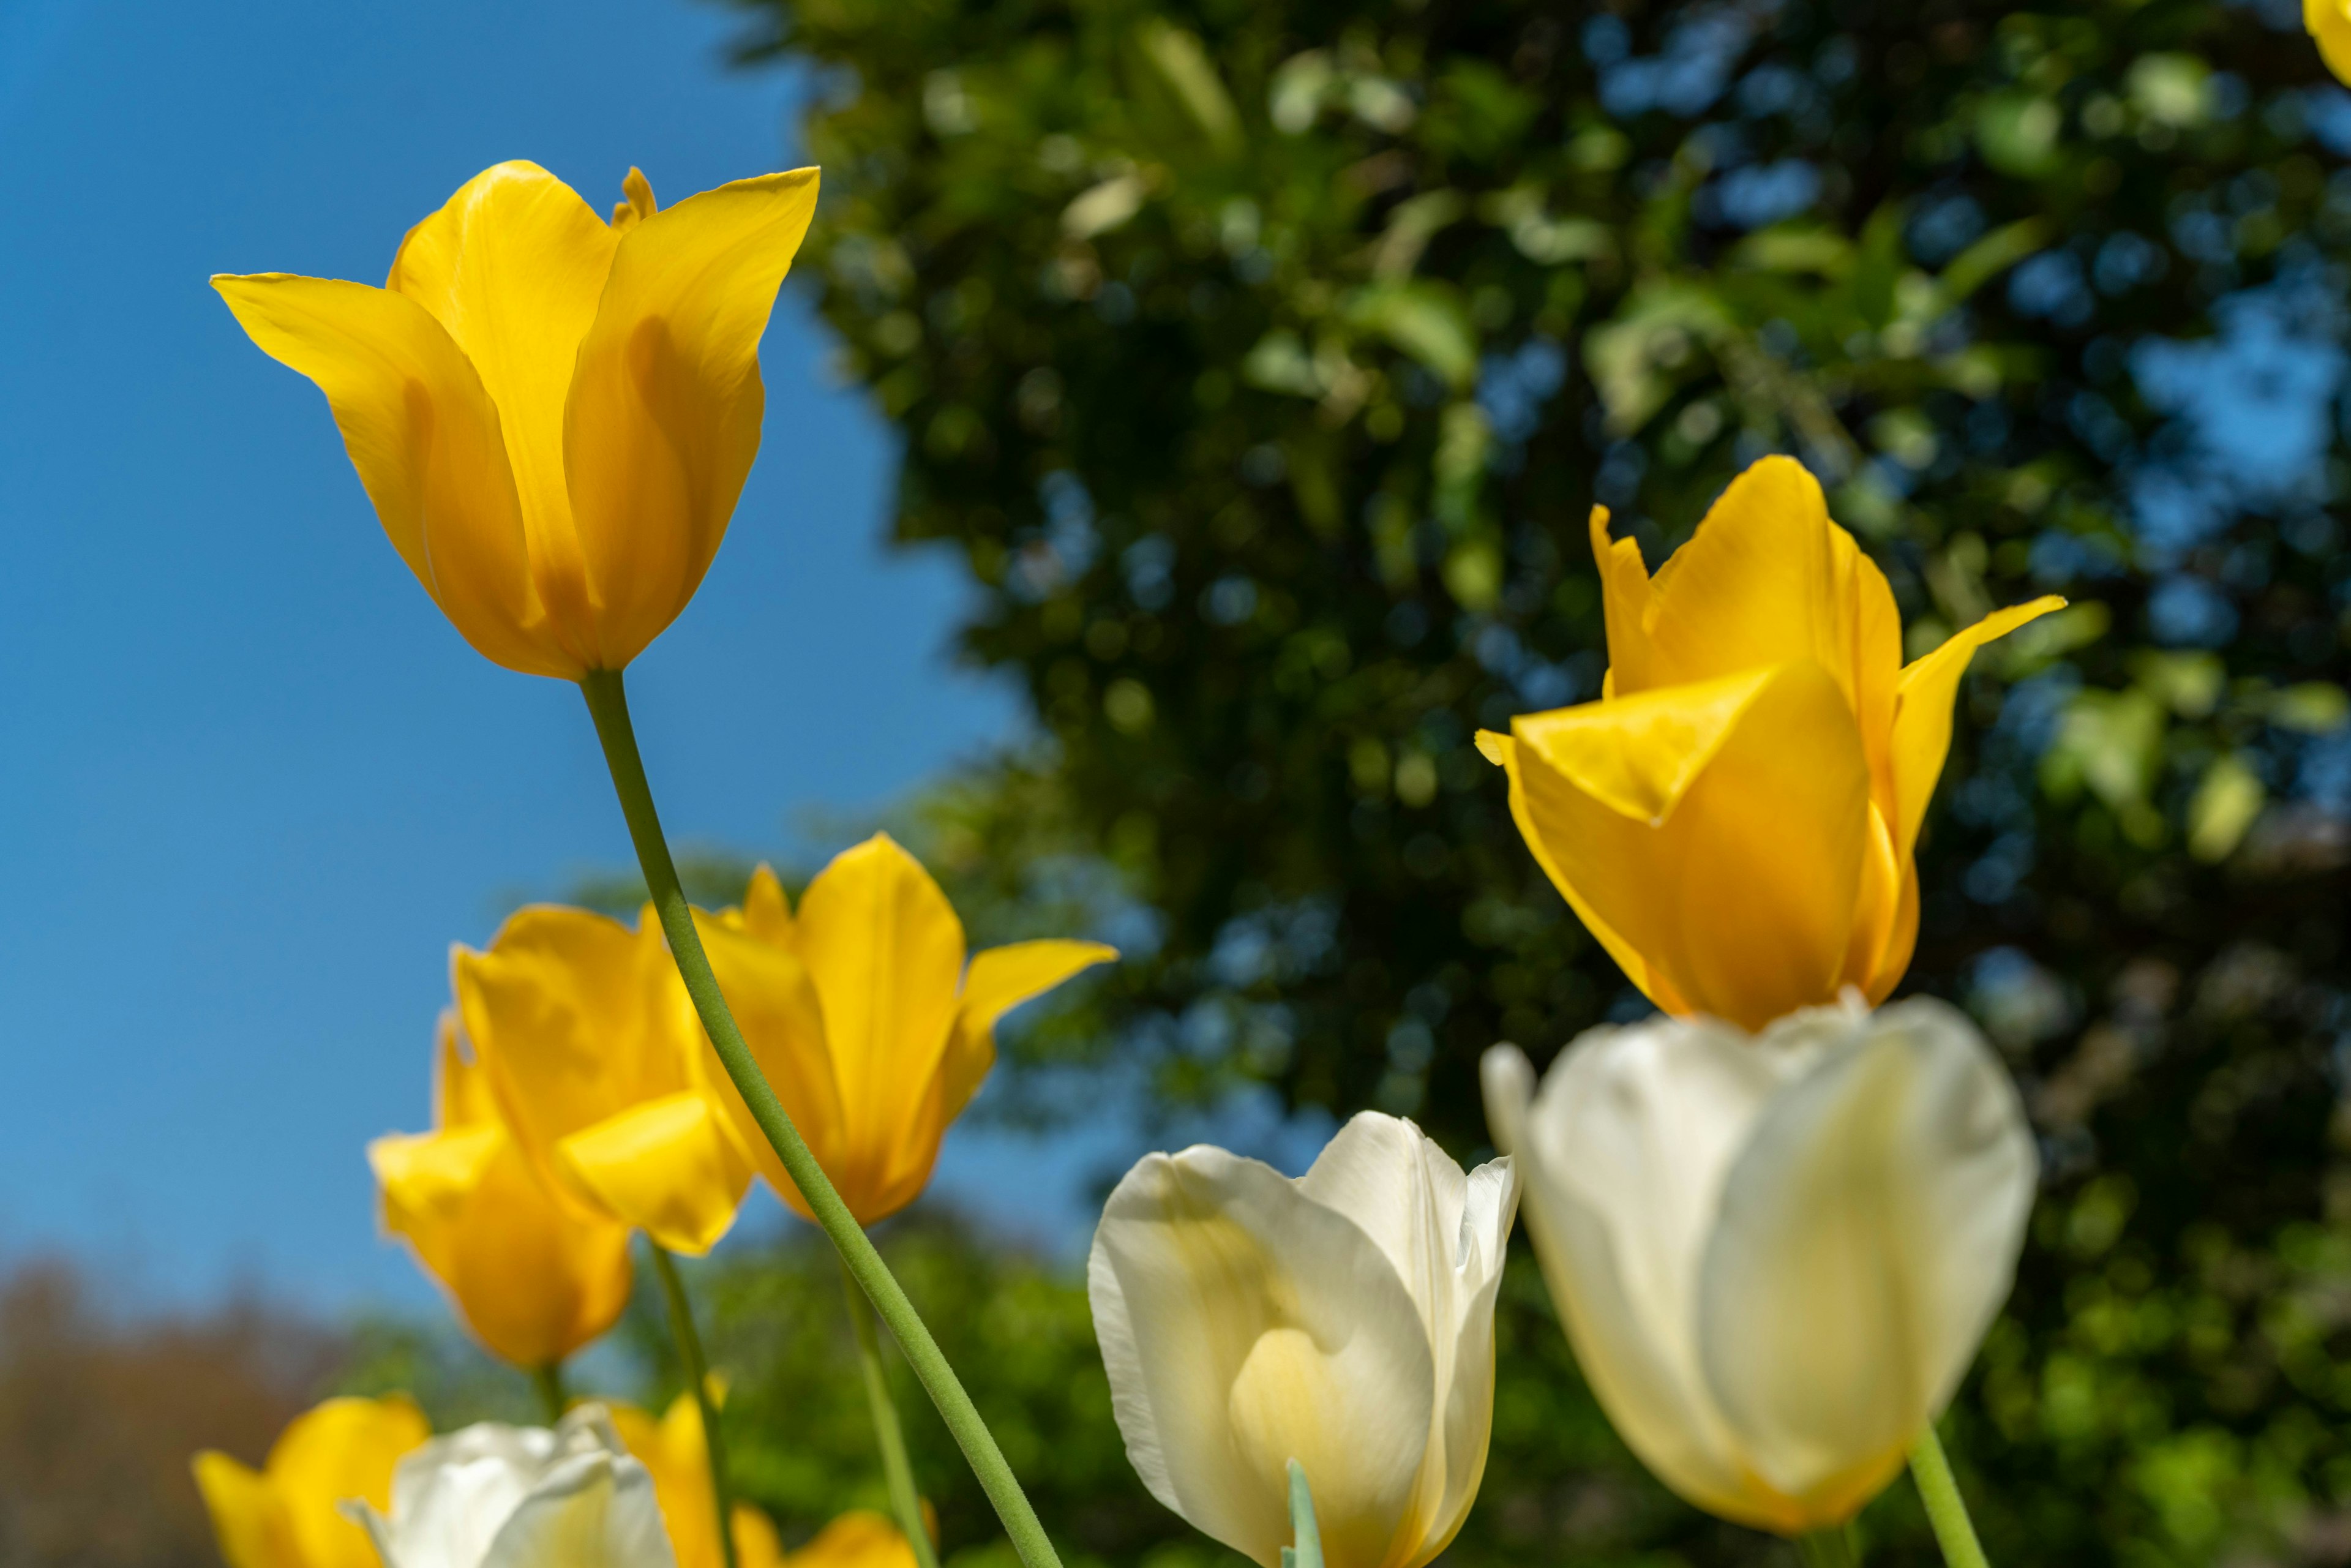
left=368, top=1422, right=564, bottom=1568
left=1089, top=1144, right=1436, bottom=1568
left=1483, top=1022, right=1801, bottom=1526
left=478, top=1449, right=673, bottom=1568
left=1696, top=999, right=2036, bottom=1512
left=1408, top=1152, right=1518, bottom=1566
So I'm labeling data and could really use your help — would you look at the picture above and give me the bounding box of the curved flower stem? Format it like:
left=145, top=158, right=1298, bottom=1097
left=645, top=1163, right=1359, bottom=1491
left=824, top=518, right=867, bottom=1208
left=839, top=1259, right=942, bottom=1568
left=531, top=1361, right=568, bottom=1425
left=580, top=669, right=1064, bottom=1568
left=1910, top=1424, right=1992, bottom=1568
left=1797, top=1528, right=1860, bottom=1567
left=651, top=1244, right=740, bottom=1568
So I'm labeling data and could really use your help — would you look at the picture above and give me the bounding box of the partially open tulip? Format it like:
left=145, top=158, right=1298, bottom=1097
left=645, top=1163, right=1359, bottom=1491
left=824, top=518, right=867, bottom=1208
left=610, top=1394, right=787, bottom=1568
left=2312, top=0, right=2351, bottom=84
left=1088, top=1113, right=1518, bottom=1568
left=696, top=835, right=1116, bottom=1225
left=194, top=1395, right=431, bottom=1568
left=1481, top=997, right=2035, bottom=1534
left=1479, top=457, right=2061, bottom=1030
left=213, top=160, right=818, bottom=679
left=369, top=1015, right=636, bottom=1370
left=456, top=906, right=752, bottom=1255
left=348, top=1406, right=674, bottom=1568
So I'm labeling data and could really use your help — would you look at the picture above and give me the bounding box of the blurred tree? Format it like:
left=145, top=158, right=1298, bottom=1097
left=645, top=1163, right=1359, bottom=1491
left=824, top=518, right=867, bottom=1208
left=701, top=0, right=2351, bottom=1561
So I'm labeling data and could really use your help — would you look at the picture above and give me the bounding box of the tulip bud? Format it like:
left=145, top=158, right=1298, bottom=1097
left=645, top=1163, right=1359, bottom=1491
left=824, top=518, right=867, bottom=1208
left=345, top=1406, right=675, bottom=1568
left=1480, top=457, right=2060, bottom=1029
left=1482, top=997, right=2036, bottom=1534
left=1088, top=1113, right=1518, bottom=1568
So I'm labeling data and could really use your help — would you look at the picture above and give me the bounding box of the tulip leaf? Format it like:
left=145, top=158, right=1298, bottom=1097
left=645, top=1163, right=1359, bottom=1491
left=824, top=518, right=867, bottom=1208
left=1286, top=1458, right=1323, bottom=1568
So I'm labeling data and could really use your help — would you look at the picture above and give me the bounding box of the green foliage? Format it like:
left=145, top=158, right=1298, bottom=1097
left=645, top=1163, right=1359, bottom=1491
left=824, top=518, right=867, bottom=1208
left=525, top=0, right=2351, bottom=1562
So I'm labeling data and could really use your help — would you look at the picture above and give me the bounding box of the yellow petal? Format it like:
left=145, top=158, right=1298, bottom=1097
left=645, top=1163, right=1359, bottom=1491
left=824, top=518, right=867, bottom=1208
left=388, top=162, right=618, bottom=659
left=434, top=1010, right=498, bottom=1130
left=612, top=167, right=660, bottom=232
left=211, top=273, right=557, bottom=676
left=942, top=939, right=1119, bottom=1122
left=1511, top=663, right=1872, bottom=1030
left=693, top=912, right=848, bottom=1219
left=1589, top=507, right=1660, bottom=695
left=790, top=833, right=966, bottom=1216
left=456, top=906, right=695, bottom=1210
left=737, top=862, right=796, bottom=947
left=265, top=1397, right=431, bottom=1568
left=785, top=1513, right=920, bottom=1568
left=734, top=1504, right=790, bottom=1568
left=558, top=1090, right=752, bottom=1256
left=2313, top=0, right=2351, bottom=86
left=560, top=167, right=819, bottom=669
left=1887, top=596, right=2066, bottom=860
left=613, top=1394, right=730, bottom=1568
left=193, top=1452, right=298, bottom=1568
left=372, top=1122, right=634, bottom=1368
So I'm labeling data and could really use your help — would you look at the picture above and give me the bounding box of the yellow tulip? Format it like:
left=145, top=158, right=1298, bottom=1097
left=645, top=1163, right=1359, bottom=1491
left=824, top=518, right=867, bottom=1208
left=369, top=1014, right=636, bottom=1369
left=2312, top=0, right=2351, bottom=84
left=610, top=1394, right=789, bottom=1568
left=1479, top=457, right=2061, bottom=1030
left=212, top=160, right=818, bottom=678
left=193, top=1395, right=430, bottom=1568
left=454, top=905, right=753, bottom=1256
left=785, top=1514, right=923, bottom=1568
left=696, top=833, right=1117, bottom=1225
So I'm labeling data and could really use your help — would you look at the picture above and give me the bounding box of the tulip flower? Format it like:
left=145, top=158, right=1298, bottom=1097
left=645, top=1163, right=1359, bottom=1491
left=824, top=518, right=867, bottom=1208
left=455, top=905, right=752, bottom=1255
left=2313, top=0, right=2351, bottom=84
left=195, top=1396, right=432, bottom=1568
left=1479, top=457, right=2061, bottom=1030
left=213, top=160, right=817, bottom=679
left=1480, top=997, right=2035, bottom=1535
left=1088, top=1112, right=1518, bottom=1568
left=348, top=1406, right=674, bottom=1568
left=695, top=835, right=1116, bottom=1225
left=610, top=1393, right=791, bottom=1568
left=370, top=1015, right=635, bottom=1370
left=784, top=1514, right=923, bottom=1568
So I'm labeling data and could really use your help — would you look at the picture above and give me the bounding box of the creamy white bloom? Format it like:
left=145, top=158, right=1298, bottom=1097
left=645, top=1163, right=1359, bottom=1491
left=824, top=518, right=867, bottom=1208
left=345, top=1405, right=675, bottom=1568
left=1482, top=996, right=2035, bottom=1535
left=1088, top=1112, right=1518, bottom=1568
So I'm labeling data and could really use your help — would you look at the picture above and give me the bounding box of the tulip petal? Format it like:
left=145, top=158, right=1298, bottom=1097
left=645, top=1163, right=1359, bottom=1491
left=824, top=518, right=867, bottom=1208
left=784, top=1513, right=919, bottom=1568
left=790, top=833, right=966, bottom=1217
left=210, top=273, right=557, bottom=676
left=1631, top=458, right=1881, bottom=717
left=1480, top=1030, right=1811, bottom=1532
left=2314, top=0, right=2351, bottom=86
left=479, top=1449, right=675, bottom=1568
left=1090, top=1145, right=1438, bottom=1568
left=1510, top=662, right=1871, bottom=1029
left=942, top=939, right=1119, bottom=1122
left=193, top=1452, right=299, bottom=1568
left=561, top=167, right=819, bottom=668
left=557, top=1091, right=752, bottom=1257
left=437, top=1011, right=500, bottom=1130
left=387, top=162, right=620, bottom=654
left=1696, top=1000, right=2036, bottom=1518
left=737, top=863, right=797, bottom=947
left=1588, top=506, right=1659, bottom=696
left=266, top=1397, right=432, bottom=1568
left=693, top=913, right=848, bottom=1219
left=1888, top=596, right=2066, bottom=860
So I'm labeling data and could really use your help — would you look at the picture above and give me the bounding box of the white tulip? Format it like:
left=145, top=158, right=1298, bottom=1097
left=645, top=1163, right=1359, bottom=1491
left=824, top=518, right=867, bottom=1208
left=345, top=1405, right=677, bottom=1568
left=1088, top=1111, right=1518, bottom=1568
left=1482, top=996, right=2036, bottom=1535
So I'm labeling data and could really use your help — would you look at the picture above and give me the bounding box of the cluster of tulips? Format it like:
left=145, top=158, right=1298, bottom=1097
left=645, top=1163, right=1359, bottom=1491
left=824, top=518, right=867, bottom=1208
left=183, top=130, right=2085, bottom=1568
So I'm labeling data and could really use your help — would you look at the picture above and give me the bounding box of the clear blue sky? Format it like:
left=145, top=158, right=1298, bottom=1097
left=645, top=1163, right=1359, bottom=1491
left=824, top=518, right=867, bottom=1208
left=0, top=0, right=1032, bottom=1309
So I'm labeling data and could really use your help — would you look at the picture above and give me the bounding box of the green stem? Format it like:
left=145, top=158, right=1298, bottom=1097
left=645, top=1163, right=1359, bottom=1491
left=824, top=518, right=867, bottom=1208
left=1797, top=1527, right=1860, bottom=1568
left=841, top=1259, right=943, bottom=1568
left=650, top=1244, right=740, bottom=1568
left=1910, top=1424, right=1991, bottom=1568
left=580, top=670, right=1063, bottom=1568
left=530, top=1361, right=568, bottom=1425
left=1282, top=1461, right=1322, bottom=1568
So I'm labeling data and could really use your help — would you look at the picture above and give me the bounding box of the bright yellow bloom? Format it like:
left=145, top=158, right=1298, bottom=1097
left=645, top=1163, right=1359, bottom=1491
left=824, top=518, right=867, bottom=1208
left=369, top=1015, right=636, bottom=1368
left=697, top=833, right=1117, bottom=1225
left=455, top=906, right=752, bottom=1255
left=786, top=1514, right=924, bottom=1568
left=1480, top=458, right=2060, bottom=1030
left=192, top=1395, right=430, bottom=1568
left=610, top=1394, right=787, bottom=1568
left=2312, top=0, right=2351, bottom=84
left=212, top=160, right=818, bottom=678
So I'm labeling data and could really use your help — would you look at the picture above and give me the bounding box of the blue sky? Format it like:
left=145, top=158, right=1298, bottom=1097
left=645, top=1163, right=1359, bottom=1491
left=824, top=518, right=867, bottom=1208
left=0, top=0, right=1038, bottom=1310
